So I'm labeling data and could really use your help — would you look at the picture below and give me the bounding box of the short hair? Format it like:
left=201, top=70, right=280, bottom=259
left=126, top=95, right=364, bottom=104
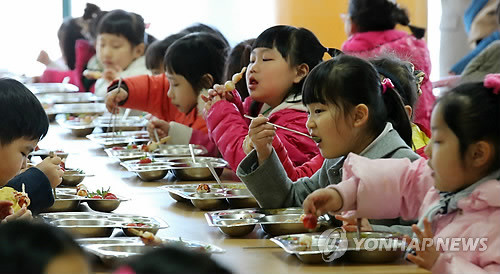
left=97, top=9, right=145, bottom=46
left=181, top=23, right=229, bottom=49
left=0, top=78, right=49, bottom=145
left=0, top=221, right=85, bottom=273
left=58, top=17, right=85, bottom=70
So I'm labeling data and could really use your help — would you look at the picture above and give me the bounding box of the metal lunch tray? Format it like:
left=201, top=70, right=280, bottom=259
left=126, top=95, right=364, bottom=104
left=94, top=116, right=147, bottom=131
left=26, top=83, right=79, bottom=94
left=105, top=144, right=208, bottom=162
left=61, top=168, right=94, bottom=186
left=78, top=237, right=224, bottom=266
left=270, top=231, right=406, bottom=264
left=86, top=131, right=150, bottom=147
left=36, top=92, right=101, bottom=104
left=205, top=208, right=330, bottom=237
left=45, top=103, right=107, bottom=115
left=46, top=188, right=129, bottom=213
left=40, top=212, right=169, bottom=238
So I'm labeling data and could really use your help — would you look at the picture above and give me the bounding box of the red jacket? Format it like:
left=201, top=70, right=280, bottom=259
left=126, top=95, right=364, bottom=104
left=205, top=91, right=319, bottom=175
left=40, top=39, right=95, bottom=92
left=342, top=29, right=434, bottom=132
left=115, top=74, right=216, bottom=155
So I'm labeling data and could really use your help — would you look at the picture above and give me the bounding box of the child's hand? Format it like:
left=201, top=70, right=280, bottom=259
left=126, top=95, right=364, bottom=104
left=36, top=50, right=51, bottom=66
left=248, top=115, right=275, bottom=163
left=1, top=205, right=32, bottom=223
left=405, top=218, right=441, bottom=270
left=146, top=117, right=169, bottom=140
left=105, top=87, right=129, bottom=114
left=303, top=188, right=343, bottom=216
left=242, top=135, right=254, bottom=154
left=36, top=156, right=64, bottom=189
left=335, top=214, right=372, bottom=232
left=0, top=200, right=13, bottom=220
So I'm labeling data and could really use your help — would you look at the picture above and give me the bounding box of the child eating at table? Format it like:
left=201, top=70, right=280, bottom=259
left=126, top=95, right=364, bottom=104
left=0, top=78, right=63, bottom=219
left=303, top=74, right=500, bottom=273
left=0, top=220, right=90, bottom=273
left=105, top=32, right=228, bottom=154
left=93, top=9, right=150, bottom=97
left=204, top=25, right=339, bottom=173
left=237, top=55, right=419, bottom=228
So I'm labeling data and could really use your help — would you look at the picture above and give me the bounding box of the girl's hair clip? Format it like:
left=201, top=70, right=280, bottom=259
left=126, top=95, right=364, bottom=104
left=381, top=78, right=395, bottom=94
left=484, top=73, right=500, bottom=95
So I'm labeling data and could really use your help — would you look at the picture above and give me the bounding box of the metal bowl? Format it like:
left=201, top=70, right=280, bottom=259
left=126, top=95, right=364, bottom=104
left=70, top=127, right=95, bottom=137
left=86, top=199, right=121, bottom=212
left=216, top=219, right=257, bottom=237
left=51, top=219, right=115, bottom=238
left=190, top=193, right=228, bottom=211
left=168, top=157, right=225, bottom=181
left=168, top=192, right=189, bottom=202
left=42, top=194, right=81, bottom=212
left=260, top=214, right=317, bottom=236
left=136, top=169, right=168, bottom=181
left=61, top=169, right=85, bottom=186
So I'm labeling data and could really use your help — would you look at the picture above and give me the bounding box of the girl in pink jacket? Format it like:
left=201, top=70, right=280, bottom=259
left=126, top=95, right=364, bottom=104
left=341, top=0, right=433, bottom=133
left=204, top=26, right=339, bottom=174
left=304, top=74, right=500, bottom=273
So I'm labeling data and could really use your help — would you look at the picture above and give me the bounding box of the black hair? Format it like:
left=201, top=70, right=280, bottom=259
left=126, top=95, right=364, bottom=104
left=249, top=25, right=340, bottom=116
left=348, top=0, right=425, bottom=39
left=164, top=32, right=228, bottom=94
left=224, top=38, right=255, bottom=101
left=369, top=56, right=419, bottom=118
left=123, top=245, right=232, bottom=274
left=89, top=10, right=108, bottom=43
left=302, top=55, right=412, bottom=147
left=97, top=9, right=145, bottom=46
left=0, top=220, right=86, bottom=274
left=0, top=78, right=49, bottom=145
left=436, top=82, right=500, bottom=172
left=58, top=18, right=85, bottom=70
left=82, top=3, right=101, bottom=20
left=181, top=23, right=230, bottom=49
left=145, top=32, right=187, bottom=71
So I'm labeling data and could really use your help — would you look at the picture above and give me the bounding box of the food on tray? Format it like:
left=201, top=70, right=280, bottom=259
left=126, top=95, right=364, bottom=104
left=146, top=136, right=171, bottom=152
left=76, top=183, right=88, bottom=197
left=138, top=157, right=153, bottom=164
left=66, top=114, right=95, bottom=124
left=224, top=67, right=246, bottom=91
left=0, top=186, right=31, bottom=212
left=86, top=187, right=118, bottom=200
left=112, top=146, right=124, bottom=150
left=196, top=183, right=211, bottom=194
left=126, top=144, right=138, bottom=150
left=298, top=234, right=312, bottom=249
left=83, top=69, right=102, bottom=79
left=302, top=214, right=317, bottom=229
left=125, top=222, right=152, bottom=227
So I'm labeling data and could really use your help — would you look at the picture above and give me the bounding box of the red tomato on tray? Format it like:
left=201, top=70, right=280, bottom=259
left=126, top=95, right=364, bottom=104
left=139, top=158, right=152, bottom=164
left=91, top=195, right=102, bottom=199
left=104, top=193, right=118, bottom=199
left=302, top=214, right=318, bottom=229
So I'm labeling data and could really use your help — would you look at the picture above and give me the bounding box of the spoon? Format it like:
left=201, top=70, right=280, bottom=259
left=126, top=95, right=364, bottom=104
left=48, top=151, right=57, bottom=199
left=356, top=218, right=362, bottom=239
left=243, top=115, right=321, bottom=142
left=188, top=144, right=197, bottom=164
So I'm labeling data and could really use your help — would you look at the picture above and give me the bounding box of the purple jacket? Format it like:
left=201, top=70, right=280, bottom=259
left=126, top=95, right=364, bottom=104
left=342, top=29, right=434, bottom=132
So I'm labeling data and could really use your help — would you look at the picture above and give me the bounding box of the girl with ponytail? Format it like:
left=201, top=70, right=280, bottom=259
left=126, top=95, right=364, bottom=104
left=237, top=55, right=420, bottom=228
left=341, top=0, right=434, bottom=134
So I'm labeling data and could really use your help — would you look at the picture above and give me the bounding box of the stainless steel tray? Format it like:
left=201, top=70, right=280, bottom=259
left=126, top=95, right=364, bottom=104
left=78, top=237, right=224, bottom=266
left=37, top=92, right=101, bottom=104
left=95, top=116, right=147, bottom=131
left=40, top=212, right=168, bottom=238
left=30, top=149, right=69, bottom=160
left=51, top=187, right=129, bottom=212
left=270, top=232, right=405, bottom=264
left=26, top=83, right=79, bottom=94
left=205, top=208, right=329, bottom=237
left=105, top=144, right=207, bottom=162
left=61, top=168, right=94, bottom=186
left=160, top=183, right=257, bottom=210
left=87, top=131, right=150, bottom=148
left=45, top=103, right=107, bottom=115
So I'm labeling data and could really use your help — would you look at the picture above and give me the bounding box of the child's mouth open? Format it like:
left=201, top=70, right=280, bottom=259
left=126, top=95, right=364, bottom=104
left=311, top=135, right=321, bottom=143
left=248, top=77, right=259, bottom=90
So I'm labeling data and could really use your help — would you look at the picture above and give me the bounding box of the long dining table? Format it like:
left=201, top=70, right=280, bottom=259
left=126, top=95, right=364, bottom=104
left=37, top=122, right=430, bottom=274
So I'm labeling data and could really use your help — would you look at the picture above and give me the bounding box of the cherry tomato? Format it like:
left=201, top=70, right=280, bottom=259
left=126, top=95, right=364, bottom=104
left=139, top=158, right=152, bottom=164
left=104, top=193, right=118, bottom=199
left=60, top=162, right=66, bottom=171
left=91, top=195, right=102, bottom=199
left=302, top=214, right=318, bottom=229
left=141, top=145, right=149, bottom=152
left=112, top=146, right=124, bottom=150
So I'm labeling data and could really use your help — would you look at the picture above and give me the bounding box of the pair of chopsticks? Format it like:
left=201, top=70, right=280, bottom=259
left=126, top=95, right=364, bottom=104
left=243, top=115, right=313, bottom=139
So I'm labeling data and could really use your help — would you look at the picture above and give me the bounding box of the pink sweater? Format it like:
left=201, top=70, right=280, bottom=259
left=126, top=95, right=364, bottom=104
left=331, top=154, right=500, bottom=274
left=342, top=30, right=434, bottom=132
left=205, top=91, right=319, bottom=174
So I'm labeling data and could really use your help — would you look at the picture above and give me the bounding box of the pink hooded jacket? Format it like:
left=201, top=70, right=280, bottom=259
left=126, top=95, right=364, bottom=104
left=205, top=90, right=319, bottom=175
left=342, top=29, right=434, bottom=132
left=331, top=154, right=500, bottom=274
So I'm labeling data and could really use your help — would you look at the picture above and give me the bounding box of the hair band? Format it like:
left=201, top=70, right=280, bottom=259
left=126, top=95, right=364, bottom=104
left=484, top=73, right=500, bottom=95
